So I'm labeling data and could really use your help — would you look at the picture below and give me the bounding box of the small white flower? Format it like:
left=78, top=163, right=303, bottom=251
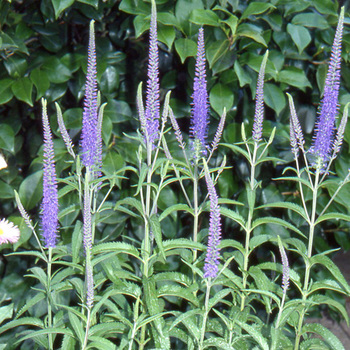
left=0, top=219, right=20, bottom=245
left=0, top=154, right=7, bottom=170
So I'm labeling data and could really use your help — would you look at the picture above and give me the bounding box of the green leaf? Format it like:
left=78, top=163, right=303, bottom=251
left=220, top=207, right=246, bottom=229
left=0, top=304, right=13, bottom=324
left=119, top=0, right=149, bottom=15
left=208, top=289, right=232, bottom=310
left=150, top=214, right=166, bottom=262
left=221, top=143, right=250, bottom=161
left=30, top=68, right=50, bottom=100
left=158, top=24, right=175, bottom=50
left=158, top=284, right=199, bottom=306
left=0, top=79, right=14, bottom=104
left=292, top=12, right=329, bottom=29
left=278, top=67, right=311, bottom=90
left=89, top=322, right=125, bottom=337
left=174, top=38, right=197, bottom=63
left=234, top=61, right=252, bottom=87
left=11, top=77, right=33, bottom=106
left=154, top=272, right=191, bottom=287
left=77, top=0, right=98, bottom=8
left=159, top=204, right=193, bottom=222
left=42, top=57, right=72, bottom=84
left=310, top=294, right=349, bottom=326
left=302, top=323, right=345, bottom=350
left=222, top=14, right=238, bottom=35
left=237, top=23, right=267, bottom=47
left=18, top=171, right=43, bottom=210
left=264, top=83, right=286, bottom=116
left=92, top=242, right=140, bottom=260
left=72, top=221, right=83, bottom=264
left=115, top=197, right=144, bottom=216
left=68, top=311, right=84, bottom=345
left=0, top=317, right=44, bottom=335
left=175, top=0, right=204, bottom=35
left=143, top=277, right=170, bottom=349
left=0, top=124, right=15, bottom=153
left=189, top=9, right=220, bottom=26
left=163, top=239, right=205, bottom=253
left=169, top=309, right=201, bottom=340
left=241, top=2, right=275, bottom=20
left=287, top=24, right=311, bottom=54
left=16, top=293, right=46, bottom=319
left=251, top=217, right=306, bottom=238
left=3, top=56, right=27, bottom=78
left=310, top=254, right=350, bottom=294
left=51, top=0, right=75, bottom=19
left=315, top=212, right=350, bottom=225
left=157, top=12, right=179, bottom=28
left=60, top=334, right=76, bottom=350
left=209, top=83, right=234, bottom=116
left=235, top=320, right=269, bottom=350
left=203, top=337, right=235, bottom=349
left=249, top=234, right=273, bottom=251
left=87, top=337, right=117, bottom=350
left=100, top=66, right=119, bottom=95
left=206, top=39, right=230, bottom=68
left=258, top=201, right=309, bottom=222
left=16, top=327, right=74, bottom=345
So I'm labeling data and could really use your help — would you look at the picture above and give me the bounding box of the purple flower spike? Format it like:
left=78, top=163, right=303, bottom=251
left=41, top=99, right=59, bottom=248
left=278, top=240, right=290, bottom=294
left=287, top=93, right=305, bottom=156
left=144, top=0, right=160, bottom=146
left=81, top=20, right=98, bottom=168
left=190, top=27, right=209, bottom=156
left=252, top=51, right=268, bottom=142
left=311, top=7, right=344, bottom=167
left=203, top=165, right=222, bottom=279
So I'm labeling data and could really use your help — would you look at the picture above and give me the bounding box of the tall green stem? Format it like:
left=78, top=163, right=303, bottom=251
left=294, top=169, right=320, bottom=350
left=241, top=143, right=258, bottom=310
left=193, top=161, right=199, bottom=263
left=199, top=280, right=211, bottom=349
left=47, top=247, right=53, bottom=350
left=143, top=143, right=152, bottom=278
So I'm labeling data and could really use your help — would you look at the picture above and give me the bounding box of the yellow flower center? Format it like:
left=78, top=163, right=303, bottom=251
left=0, top=228, right=3, bottom=235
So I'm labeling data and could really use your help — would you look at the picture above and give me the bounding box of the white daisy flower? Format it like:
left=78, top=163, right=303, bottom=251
left=0, top=154, right=7, bottom=170
left=0, top=219, right=20, bottom=245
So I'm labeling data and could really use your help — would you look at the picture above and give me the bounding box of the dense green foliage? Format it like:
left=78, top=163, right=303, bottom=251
left=1, top=0, right=350, bottom=349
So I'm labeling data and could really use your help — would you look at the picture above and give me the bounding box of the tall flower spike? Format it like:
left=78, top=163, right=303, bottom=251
left=41, top=98, right=59, bottom=248
left=252, top=51, right=268, bottom=142
left=333, top=102, right=349, bottom=156
left=190, top=27, right=209, bottom=156
left=311, top=7, right=344, bottom=166
left=287, top=93, right=305, bottom=152
left=144, top=0, right=160, bottom=146
left=169, top=108, right=186, bottom=151
left=203, top=163, right=222, bottom=279
left=278, top=237, right=290, bottom=294
left=211, top=108, right=226, bottom=154
left=56, top=103, right=75, bottom=159
left=290, top=117, right=299, bottom=157
left=81, top=20, right=98, bottom=168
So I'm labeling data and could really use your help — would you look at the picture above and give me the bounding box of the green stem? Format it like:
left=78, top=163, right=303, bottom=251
left=199, top=280, right=211, bottom=349
left=294, top=168, right=320, bottom=350
left=143, top=143, right=153, bottom=278
left=241, top=143, right=258, bottom=310
left=47, top=247, right=53, bottom=350
left=193, top=161, right=199, bottom=263
left=82, top=307, right=92, bottom=350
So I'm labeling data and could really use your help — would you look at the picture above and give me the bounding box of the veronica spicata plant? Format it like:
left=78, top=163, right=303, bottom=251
left=3, top=4, right=350, bottom=350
